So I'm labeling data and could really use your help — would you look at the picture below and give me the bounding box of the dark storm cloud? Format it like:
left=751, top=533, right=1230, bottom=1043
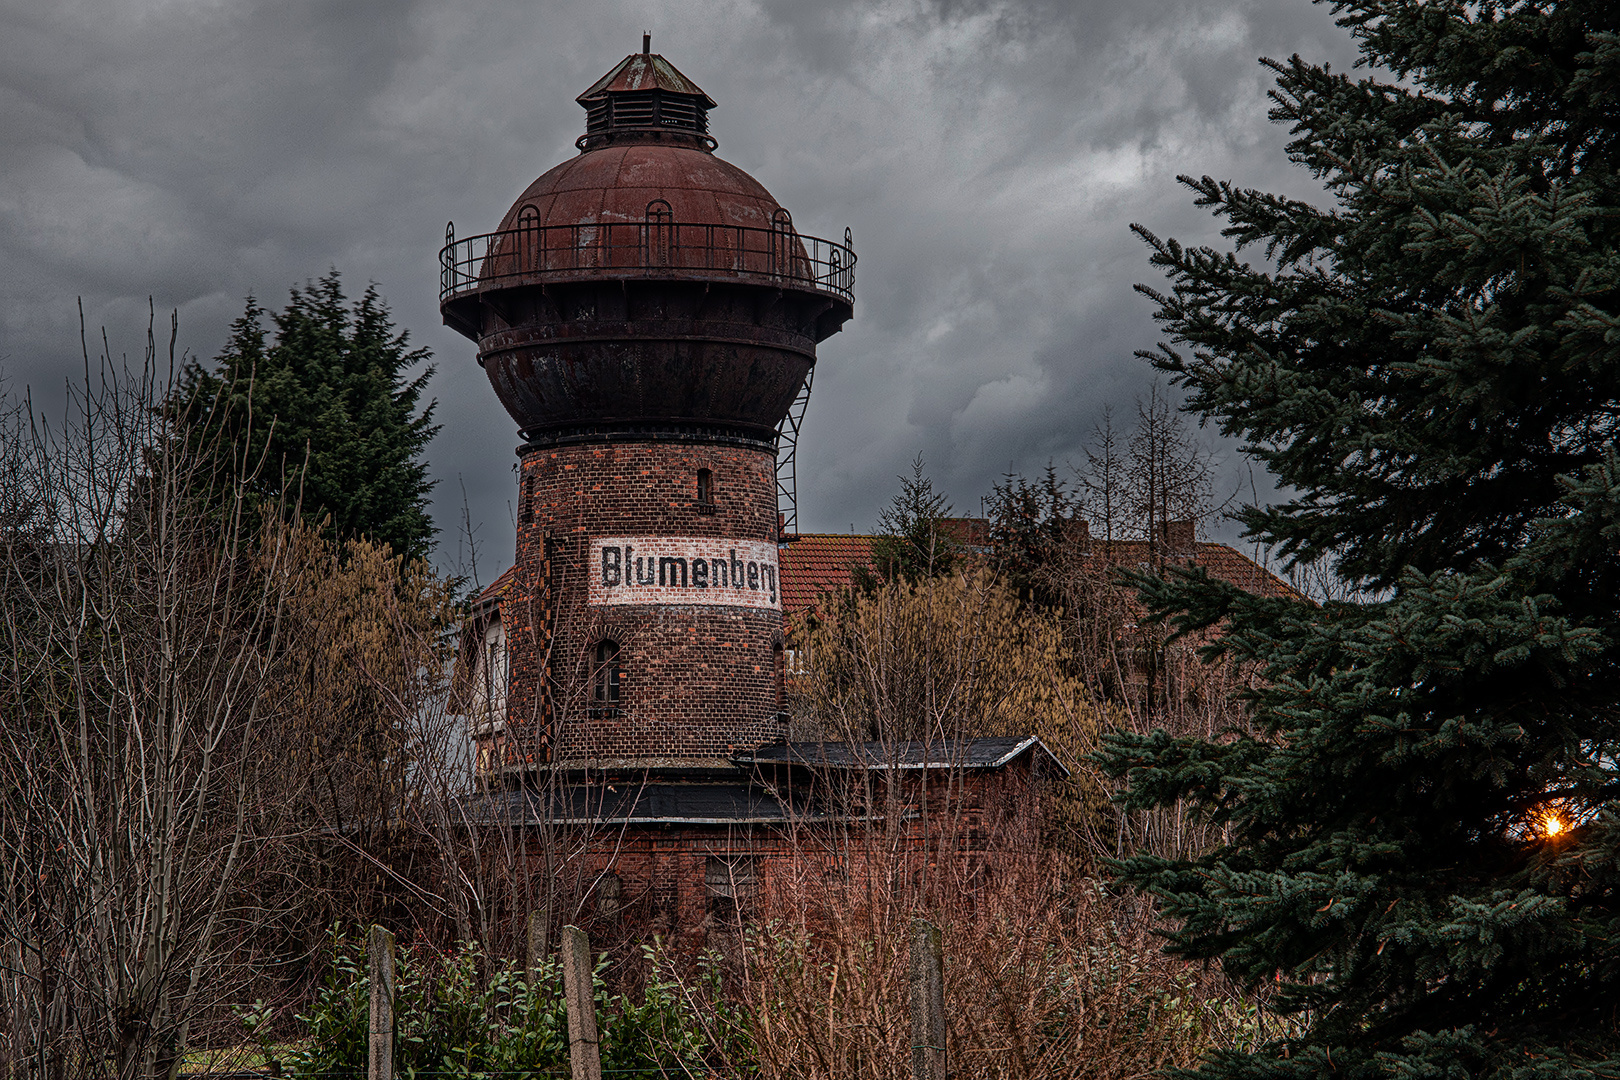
left=0, top=0, right=1359, bottom=576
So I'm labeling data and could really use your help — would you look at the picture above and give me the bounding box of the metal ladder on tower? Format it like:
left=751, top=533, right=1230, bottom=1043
left=775, top=367, right=814, bottom=542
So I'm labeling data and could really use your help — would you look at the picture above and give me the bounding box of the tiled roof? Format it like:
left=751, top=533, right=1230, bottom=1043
left=479, top=534, right=1301, bottom=618
left=1103, top=541, right=1305, bottom=602
left=474, top=564, right=520, bottom=609
left=776, top=532, right=1301, bottom=612
left=778, top=533, right=877, bottom=616
left=1191, top=543, right=1305, bottom=600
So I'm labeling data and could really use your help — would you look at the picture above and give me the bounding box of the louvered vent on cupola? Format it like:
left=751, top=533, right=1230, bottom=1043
left=575, top=36, right=719, bottom=151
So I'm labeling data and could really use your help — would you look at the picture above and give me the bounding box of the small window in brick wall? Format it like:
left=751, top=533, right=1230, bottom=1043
left=705, top=855, right=755, bottom=899
left=592, top=640, right=622, bottom=709
left=520, top=475, right=533, bottom=525
left=695, top=468, right=717, bottom=513
left=705, top=855, right=756, bottom=926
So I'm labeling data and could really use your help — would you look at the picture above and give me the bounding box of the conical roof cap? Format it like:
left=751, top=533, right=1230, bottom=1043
left=577, top=51, right=717, bottom=108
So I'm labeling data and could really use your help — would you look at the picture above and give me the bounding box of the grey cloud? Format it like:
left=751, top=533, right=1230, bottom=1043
left=0, top=0, right=1357, bottom=577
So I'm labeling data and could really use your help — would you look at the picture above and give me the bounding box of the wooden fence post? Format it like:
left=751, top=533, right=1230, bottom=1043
left=909, top=917, right=946, bottom=1080
left=527, top=905, right=549, bottom=982
left=367, top=926, right=395, bottom=1080
left=560, top=925, right=602, bottom=1080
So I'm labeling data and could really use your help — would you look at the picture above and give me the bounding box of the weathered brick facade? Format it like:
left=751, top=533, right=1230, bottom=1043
left=495, top=440, right=788, bottom=766
left=463, top=750, right=1055, bottom=953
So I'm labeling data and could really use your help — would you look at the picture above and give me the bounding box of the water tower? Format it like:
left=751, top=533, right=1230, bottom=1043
left=441, top=39, right=854, bottom=772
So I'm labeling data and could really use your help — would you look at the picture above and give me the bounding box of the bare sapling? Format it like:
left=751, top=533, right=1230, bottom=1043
left=0, top=309, right=314, bottom=1079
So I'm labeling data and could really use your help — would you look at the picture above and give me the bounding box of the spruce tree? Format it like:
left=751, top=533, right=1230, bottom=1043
left=1101, top=2, right=1620, bottom=1076
left=870, top=454, right=961, bottom=583
left=177, top=272, right=440, bottom=562
left=987, top=462, right=1075, bottom=606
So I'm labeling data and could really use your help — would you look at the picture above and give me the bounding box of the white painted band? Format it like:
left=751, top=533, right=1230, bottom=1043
left=589, top=536, right=781, bottom=609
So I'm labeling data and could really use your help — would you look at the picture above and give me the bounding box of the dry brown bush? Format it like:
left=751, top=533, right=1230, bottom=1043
left=734, top=816, right=1267, bottom=1080
left=751, top=547, right=1273, bottom=1078
left=788, top=568, right=1112, bottom=860
left=0, top=324, right=322, bottom=1079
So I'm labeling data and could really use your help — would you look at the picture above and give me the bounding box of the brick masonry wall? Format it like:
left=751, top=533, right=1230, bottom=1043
left=523, top=766, right=1045, bottom=952
left=499, top=440, right=787, bottom=765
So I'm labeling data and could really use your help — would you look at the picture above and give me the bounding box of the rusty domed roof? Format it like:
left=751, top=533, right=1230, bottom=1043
left=495, top=143, right=787, bottom=234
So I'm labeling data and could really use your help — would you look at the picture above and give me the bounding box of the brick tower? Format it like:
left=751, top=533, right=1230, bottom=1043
left=441, top=41, right=854, bottom=775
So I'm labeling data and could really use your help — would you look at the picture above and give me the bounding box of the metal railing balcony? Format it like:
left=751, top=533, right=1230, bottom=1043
left=439, top=216, right=855, bottom=305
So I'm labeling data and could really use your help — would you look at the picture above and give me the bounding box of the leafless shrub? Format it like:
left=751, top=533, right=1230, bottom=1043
left=0, top=313, right=315, bottom=1080
left=736, top=802, right=1266, bottom=1080
left=788, top=568, right=1109, bottom=859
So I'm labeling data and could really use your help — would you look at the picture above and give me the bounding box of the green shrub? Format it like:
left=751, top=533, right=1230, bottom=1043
left=281, top=928, right=748, bottom=1079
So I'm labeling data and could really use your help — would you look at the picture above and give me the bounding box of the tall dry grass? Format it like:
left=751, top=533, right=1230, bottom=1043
left=727, top=801, right=1269, bottom=1080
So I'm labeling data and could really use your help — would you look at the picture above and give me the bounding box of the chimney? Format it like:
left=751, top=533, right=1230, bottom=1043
left=642, top=32, right=651, bottom=55
left=1159, top=519, right=1195, bottom=552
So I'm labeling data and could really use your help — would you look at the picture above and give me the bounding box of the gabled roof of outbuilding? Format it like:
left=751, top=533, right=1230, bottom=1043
left=453, top=781, right=843, bottom=827
left=577, top=53, right=717, bottom=107
left=1103, top=540, right=1305, bottom=601
left=736, top=735, right=1070, bottom=778
left=472, top=563, right=519, bottom=611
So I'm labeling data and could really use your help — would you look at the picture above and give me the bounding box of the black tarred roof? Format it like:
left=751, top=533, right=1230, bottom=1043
left=735, top=735, right=1068, bottom=776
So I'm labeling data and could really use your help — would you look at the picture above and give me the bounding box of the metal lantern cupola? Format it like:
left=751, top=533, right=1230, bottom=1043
left=575, top=35, right=718, bottom=151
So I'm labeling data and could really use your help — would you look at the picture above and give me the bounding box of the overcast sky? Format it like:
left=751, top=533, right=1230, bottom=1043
left=0, top=0, right=1360, bottom=579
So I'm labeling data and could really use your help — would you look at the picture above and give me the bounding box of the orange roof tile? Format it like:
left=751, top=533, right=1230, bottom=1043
left=778, top=533, right=877, bottom=616
left=1099, top=541, right=1304, bottom=602
left=775, top=533, right=1301, bottom=616
left=474, top=564, right=520, bottom=609
left=1188, top=543, right=1305, bottom=601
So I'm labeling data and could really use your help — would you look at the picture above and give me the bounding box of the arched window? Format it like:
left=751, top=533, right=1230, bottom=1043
left=516, top=204, right=541, bottom=272
left=592, top=640, right=622, bottom=705
left=696, top=468, right=713, bottom=505
left=645, top=198, right=673, bottom=266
